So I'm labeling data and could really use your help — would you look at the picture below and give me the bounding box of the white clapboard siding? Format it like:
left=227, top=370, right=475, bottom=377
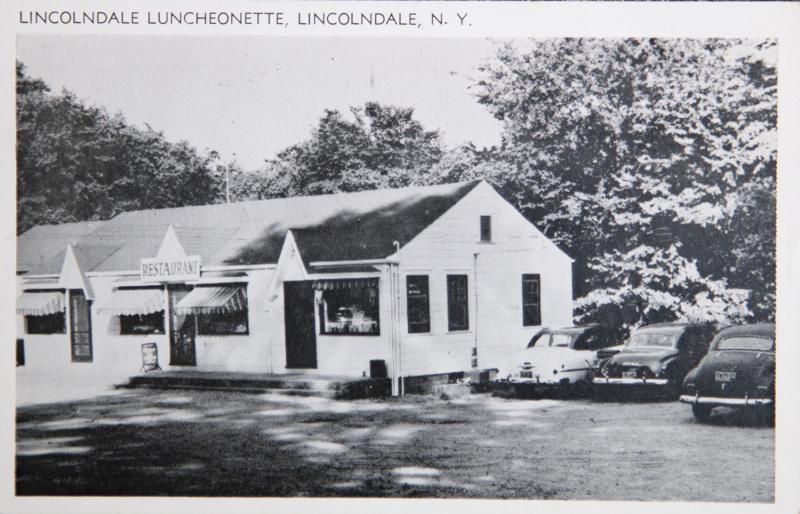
left=395, top=181, right=573, bottom=376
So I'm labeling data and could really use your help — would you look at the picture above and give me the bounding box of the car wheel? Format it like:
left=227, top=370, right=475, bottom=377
left=757, top=405, right=775, bottom=427
left=573, top=380, right=592, bottom=399
left=692, top=404, right=712, bottom=422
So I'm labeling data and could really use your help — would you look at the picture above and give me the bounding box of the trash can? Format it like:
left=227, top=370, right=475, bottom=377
left=370, top=359, right=387, bottom=379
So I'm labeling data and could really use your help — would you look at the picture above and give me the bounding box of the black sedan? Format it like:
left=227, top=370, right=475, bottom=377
left=680, top=323, right=775, bottom=423
left=593, top=322, right=716, bottom=399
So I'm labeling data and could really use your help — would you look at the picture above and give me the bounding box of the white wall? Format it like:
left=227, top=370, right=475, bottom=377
left=16, top=269, right=277, bottom=380
left=395, top=181, right=574, bottom=377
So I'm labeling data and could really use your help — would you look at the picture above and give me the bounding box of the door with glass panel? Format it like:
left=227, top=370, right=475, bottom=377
left=69, top=289, right=93, bottom=362
left=169, top=285, right=196, bottom=366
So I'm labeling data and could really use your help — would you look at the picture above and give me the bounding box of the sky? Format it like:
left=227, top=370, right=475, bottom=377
left=17, top=35, right=504, bottom=170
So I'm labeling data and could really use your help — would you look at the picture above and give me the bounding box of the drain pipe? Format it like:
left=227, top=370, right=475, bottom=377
left=392, top=241, right=403, bottom=396
left=472, top=252, right=479, bottom=369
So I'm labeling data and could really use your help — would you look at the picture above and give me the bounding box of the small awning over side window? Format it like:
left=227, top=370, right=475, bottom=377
left=312, top=278, right=379, bottom=291
left=97, top=288, right=164, bottom=316
left=17, top=291, right=65, bottom=316
left=175, top=286, right=247, bottom=315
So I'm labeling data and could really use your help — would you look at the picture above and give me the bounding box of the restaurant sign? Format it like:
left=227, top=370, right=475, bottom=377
left=141, top=256, right=201, bottom=282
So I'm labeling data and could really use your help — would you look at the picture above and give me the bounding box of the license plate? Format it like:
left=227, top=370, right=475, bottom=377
left=519, top=371, right=533, bottom=379
left=622, top=370, right=637, bottom=379
left=715, top=371, right=736, bottom=382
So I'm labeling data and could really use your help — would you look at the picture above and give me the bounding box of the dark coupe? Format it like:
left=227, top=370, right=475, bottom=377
left=593, top=322, right=715, bottom=399
left=680, top=323, right=775, bottom=422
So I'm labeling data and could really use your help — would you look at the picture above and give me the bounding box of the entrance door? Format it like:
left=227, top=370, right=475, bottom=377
left=169, top=285, right=196, bottom=366
left=284, top=281, right=317, bottom=369
left=69, top=290, right=93, bottom=362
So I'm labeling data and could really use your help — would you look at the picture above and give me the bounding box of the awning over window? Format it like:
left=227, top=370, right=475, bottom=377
left=312, top=278, right=379, bottom=291
left=97, top=288, right=164, bottom=316
left=17, top=291, right=65, bottom=316
left=175, top=286, right=248, bottom=315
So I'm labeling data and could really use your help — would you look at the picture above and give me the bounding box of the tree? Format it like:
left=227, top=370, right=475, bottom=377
left=474, top=39, right=776, bottom=326
left=262, top=102, right=444, bottom=196
left=16, top=61, right=221, bottom=233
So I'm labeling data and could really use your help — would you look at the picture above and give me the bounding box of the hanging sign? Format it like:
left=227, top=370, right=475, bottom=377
left=140, top=342, right=161, bottom=372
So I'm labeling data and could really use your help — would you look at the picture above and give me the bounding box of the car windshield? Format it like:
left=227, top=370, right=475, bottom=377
left=716, top=336, right=773, bottom=352
left=534, top=333, right=575, bottom=348
left=626, top=332, right=677, bottom=348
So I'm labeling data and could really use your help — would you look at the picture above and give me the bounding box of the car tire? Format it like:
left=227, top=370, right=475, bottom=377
left=757, top=405, right=775, bottom=427
left=573, top=380, right=592, bottom=399
left=692, top=403, right=712, bottom=422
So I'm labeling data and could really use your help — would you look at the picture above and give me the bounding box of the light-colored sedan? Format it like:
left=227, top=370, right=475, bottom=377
left=498, top=325, right=623, bottom=396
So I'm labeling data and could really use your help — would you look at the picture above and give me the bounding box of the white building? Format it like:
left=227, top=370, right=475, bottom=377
left=16, top=180, right=573, bottom=395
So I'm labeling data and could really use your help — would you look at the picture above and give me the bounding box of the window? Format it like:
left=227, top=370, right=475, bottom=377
left=522, top=274, right=541, bottom=326
left=319, top=282, right=380, bottom=335
left=198, top=310, right=249, bottom=335
left=25, top=312, right=66, bottom=334
left=406, top=275, right=430, bottom=334
left=480, top=215, right=492, bottom=242
left=120, top=312, right=165, bottom=335
left=447, top=275, right=469, bottom=331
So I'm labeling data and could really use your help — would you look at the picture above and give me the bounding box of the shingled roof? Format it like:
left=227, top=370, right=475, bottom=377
left=20, top=181, right=482, bottom=275
left=17, top=220, right=106, bottom=274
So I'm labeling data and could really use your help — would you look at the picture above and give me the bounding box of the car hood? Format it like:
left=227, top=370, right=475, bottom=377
left=606, top=348, right=679, bottom=368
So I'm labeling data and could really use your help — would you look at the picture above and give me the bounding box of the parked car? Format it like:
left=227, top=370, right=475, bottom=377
left=497, top=324, right=623, bottom=396
left=679, top=323, right=775, bottom=423
left=593, top=322, right=715, bottom=399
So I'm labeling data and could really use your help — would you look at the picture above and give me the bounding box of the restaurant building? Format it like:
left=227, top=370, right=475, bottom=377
left=16, top=180, right=573, bottom=395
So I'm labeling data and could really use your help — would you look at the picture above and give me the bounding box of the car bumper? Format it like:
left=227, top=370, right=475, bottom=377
left=506, top=378, right=566, bottom=386
left=678, top=395, right=773, bottom=407
left=592, top=377, right=669, bottom=386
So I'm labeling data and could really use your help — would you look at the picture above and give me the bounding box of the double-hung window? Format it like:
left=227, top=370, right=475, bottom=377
left=447, top=275, right=469, bottom=331
left=406, top=275, right=430, bottom=334
left=522, top=274, right=541, bottom=326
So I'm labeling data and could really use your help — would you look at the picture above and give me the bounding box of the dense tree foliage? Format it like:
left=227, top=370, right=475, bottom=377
left=473, top=39, right=776, bottom=325
left=228, top=102, right=444, bottom=200
left=16, top=62, right=221, bottom=234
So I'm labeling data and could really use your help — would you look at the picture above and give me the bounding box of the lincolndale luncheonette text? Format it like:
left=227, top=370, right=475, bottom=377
left=18, top=10, right=423, bottom=26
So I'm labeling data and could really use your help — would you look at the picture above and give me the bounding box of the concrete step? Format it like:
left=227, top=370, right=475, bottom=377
left=119, top=372, right=391, bottom=399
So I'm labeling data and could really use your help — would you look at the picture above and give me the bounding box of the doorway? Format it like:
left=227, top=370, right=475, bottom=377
left=283, top=281, right=317, bottom=369
left=69, top=289, right=93, bottom=362
left=169, top=285, right=196, bottom=366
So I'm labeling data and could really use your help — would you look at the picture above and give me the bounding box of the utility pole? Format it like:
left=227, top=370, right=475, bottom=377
left=225, top=165, right=230, bottom=204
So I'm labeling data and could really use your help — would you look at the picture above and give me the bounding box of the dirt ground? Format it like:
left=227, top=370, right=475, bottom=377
left=15, top=388, right=774, bottom=501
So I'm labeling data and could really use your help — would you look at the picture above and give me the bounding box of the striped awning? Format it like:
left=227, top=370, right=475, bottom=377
left=17, top=291, right=65, bottom=316
left=97, top=288, right=164, bottom=316
left=175, top=286, right=248, bottom=315
left=312, top=278, right=379, bottom=291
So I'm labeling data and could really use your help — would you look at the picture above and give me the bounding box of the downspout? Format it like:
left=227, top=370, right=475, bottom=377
left=473, top=252, right=479, bottom=368
left=392, top=241, right=403, bottom=396
left=163, top=285, right=171, bottom=369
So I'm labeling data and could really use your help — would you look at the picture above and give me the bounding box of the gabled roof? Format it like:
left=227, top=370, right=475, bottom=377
left=20, top=181, right=482, bottom=275
left=17, top=221, right=105, bottom=274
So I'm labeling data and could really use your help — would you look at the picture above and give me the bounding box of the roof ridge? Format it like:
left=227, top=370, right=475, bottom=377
left=112, top=180, right=481, bottom=218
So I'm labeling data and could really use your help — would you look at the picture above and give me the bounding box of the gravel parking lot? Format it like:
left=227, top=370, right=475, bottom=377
left=15, top=389, right=774, bottom=501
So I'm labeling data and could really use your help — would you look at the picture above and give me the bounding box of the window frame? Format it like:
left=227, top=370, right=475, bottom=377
left=522, top=273, right=542, bottom=327
left=446, top=274, right=470, bottom=332
left=25, top=311, right=66, bottom=335
left=480, top=215, right=492, bottom=243
left=318, top=281, right=381, bottom=336
left=196, top=309, right=250, bottom=336
left=406, top=275, right=431, bottom=334
left=119, top=311, right=166, bottom=336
